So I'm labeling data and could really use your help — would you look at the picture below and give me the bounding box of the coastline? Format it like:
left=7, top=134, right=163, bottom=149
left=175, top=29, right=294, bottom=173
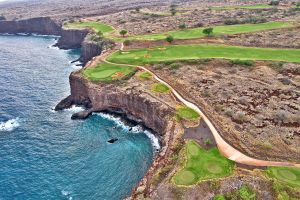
left=0, top=17, right=179, bottom=199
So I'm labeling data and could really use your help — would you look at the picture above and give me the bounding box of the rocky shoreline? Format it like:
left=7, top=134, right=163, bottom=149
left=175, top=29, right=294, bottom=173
left=0, top=16, right=182, bottom=199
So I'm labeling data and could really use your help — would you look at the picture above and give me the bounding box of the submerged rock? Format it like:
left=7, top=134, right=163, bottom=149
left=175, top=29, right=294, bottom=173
left=71, top=110, right=92, bottom=120
left=107, top=138, right=118, bottom=144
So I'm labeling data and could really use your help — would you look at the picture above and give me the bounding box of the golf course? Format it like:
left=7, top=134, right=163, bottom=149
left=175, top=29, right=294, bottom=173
left=173, top=140, right=235, bottom=185
left=267, top=166, right=300, bottom=187
left=107, top=44, right=300, bottom=65
left=64, top=21, right=115, bottom=35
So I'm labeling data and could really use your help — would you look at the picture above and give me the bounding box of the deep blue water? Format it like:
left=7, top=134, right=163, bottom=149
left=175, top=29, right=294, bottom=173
left=0, top=35, right=157, bottom=200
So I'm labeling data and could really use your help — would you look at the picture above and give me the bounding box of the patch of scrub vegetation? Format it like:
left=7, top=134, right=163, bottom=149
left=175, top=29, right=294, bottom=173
left=152, top=83, right=170, bottom=93
left=64, top=21, right=115, bottom=34
left=176, top=106, right=200, bottom=121
left=107, top=44, right=300, bottom=65
left=230, top=59, right=254, bottom=67
left=138, top=71, right=152, bottom=80
left=173, top=140, right=234, bottom=186
left=214, top=185, right=256, bottom=200
left=82, top=63, right=136, bottom=82
left=267, top=167, right=300, bottom=187
left=127, top=21, right=293, bottom=40
left=210, top=4, right=273, bottom=10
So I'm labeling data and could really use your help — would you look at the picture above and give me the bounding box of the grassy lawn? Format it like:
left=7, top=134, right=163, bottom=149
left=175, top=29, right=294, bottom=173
left=64, top=21, right=115, bottom=34
left=173, top=140, right=235, bottom=185
left=210, top=4, right=273, bottom=10
left=138, top=71, right=152, bottom=80
left=152, top=83, right=170, bottom=93
left=107, top=44, right=300, bottom=64
left=176, top=106, right=200, bottom=121
left=127, top=21, right=293, bottom=40
left=82, top=63, right=136, bottom=82
left=267, top=167, right=300, bottom=187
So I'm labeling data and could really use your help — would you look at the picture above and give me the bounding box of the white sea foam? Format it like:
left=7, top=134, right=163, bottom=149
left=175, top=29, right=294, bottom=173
left=95, top=112, right=161, bottom=151
left=0, top=118, right=20, bottom=132
left=65, top=105, right=85, bottom=113
left=61, top=190, right=73, bottom=200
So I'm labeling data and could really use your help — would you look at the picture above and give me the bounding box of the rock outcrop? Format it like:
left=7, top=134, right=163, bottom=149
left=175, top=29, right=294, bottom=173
left=0, top=17, right=106, bottom=64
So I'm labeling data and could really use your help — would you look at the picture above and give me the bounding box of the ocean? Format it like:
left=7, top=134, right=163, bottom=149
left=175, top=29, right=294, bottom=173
left=0, top=35, right=158, bottom=200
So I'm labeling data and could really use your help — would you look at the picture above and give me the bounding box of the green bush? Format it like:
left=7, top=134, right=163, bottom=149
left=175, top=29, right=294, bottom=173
left=238, top=185, right=256, bottom=200
left=231, top=59, right=254, bottom=67
left=213, top=194, right=226, bottom=200
left=170, top=63, right=181, bottom=70
left=203, top=27, right=214, bottom=36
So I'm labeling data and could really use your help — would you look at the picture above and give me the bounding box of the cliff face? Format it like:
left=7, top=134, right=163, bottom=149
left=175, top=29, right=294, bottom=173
left=0, top=17, right=103, bottom=63
left=56, top=71, right=173, bottom=135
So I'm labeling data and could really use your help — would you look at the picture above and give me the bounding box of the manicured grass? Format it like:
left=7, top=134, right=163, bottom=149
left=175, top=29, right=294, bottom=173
left=152, top=83, right=170, bottom=93
left=127, top=21, right=293, bottom=40
left=138, top=71, right=152, bottom=80
left=82, top=63, right=136, bottom=82
left=210, top=4, right=273, bottom=10
left=64, top=21, right=115, bottom=34
left=107, top=44, right=300, bottom=65
left=173, top=140, right=235, bottom=185
left=267, top=167, right=300, bottom=187
left=176, top=106, right=200, bottom=121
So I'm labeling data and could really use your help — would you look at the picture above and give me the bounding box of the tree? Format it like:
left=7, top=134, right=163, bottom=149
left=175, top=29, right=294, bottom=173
left=202, top=27, right=214, bottom=36
left=170, top=4, right=178, bottom=16
left=165, top=35, right=174, bottom=43
left=179, top=23, right=187, bottom=30
left=269, top=0, right=280, bottom=6
left=119, top=30, right=128, bottom=37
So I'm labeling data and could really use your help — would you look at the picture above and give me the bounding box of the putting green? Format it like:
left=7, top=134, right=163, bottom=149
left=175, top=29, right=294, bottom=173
left=127, top=21, right=293, bottom=41
left=82, top=63, right=136, bottom=82
left=107, top=44, right=300, bottom=65
left=173, top=140, right=235, bottom=186
left=176, top=106, right=200, bottom=121
left=64, top=21, right=115, bottom=34
left=267, top=167, right=300, bottom=187
left=138, top=71, right=152, bottom=80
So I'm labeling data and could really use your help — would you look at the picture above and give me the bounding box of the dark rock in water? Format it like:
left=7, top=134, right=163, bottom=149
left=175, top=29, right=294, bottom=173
left=129, top=127, right=133, bottom=131
left=55, top=95, right=73, bottom=111
left=71, top=110, right=91, bottom=120
left=107, top=138, right=118, bottom=144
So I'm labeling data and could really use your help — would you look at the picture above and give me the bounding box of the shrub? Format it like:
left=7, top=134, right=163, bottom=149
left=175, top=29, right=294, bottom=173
left=231, top=59, right=254, bottom=67
left=238, top=185, right=256, bottom=200
left=269, top=0, right=280, bottom=6
left=170, top=63, right=181, bottom=70
left=233, top=111, right=248, bottom=123
left=203, top=27, right=214, bottom=36
left=123, top=40, right=132, bottom=46
left=213, top=194, right=226, bottom=200
left=179, top=23, right=187, bottom=30
left=165, top=35, right=174, bottom=43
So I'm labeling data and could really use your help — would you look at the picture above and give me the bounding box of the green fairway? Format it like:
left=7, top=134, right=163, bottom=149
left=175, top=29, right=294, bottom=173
left=176, top=106, right=200, bottom=121
left=173, top=140, right=234, bottom=185
left=210, top=4, right=273, bottom=10
left=82, top=63, right=136, bottom=81
left=267, top=167, right=300, bottom=187
left=64, top=21, right=115, bottom=34
left=127, top=21, right=293, bottom=40
left=152, top=83, right=170, bottom=93
left=107, top=44, right=300, bottom=64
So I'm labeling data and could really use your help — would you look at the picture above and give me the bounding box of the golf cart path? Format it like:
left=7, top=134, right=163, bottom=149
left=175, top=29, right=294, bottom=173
left=101, top=43, right=300, bottom=168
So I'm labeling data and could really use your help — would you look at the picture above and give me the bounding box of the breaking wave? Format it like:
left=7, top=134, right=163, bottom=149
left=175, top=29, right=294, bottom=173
left=95, top=112, right=161, bottom=151
left=0, top=118, right=20, bottom=132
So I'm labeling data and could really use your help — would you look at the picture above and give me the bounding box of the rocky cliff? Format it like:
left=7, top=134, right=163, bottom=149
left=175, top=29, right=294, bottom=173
left=0, top=17, right=104, bottom=64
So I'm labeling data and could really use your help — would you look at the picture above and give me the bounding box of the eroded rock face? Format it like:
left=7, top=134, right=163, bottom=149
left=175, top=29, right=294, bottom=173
left=64, top=71, right=173, bottom=135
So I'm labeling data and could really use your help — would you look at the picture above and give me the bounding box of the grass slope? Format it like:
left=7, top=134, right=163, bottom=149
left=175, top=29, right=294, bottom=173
left=176, top=106, right=200, bottom=121
left=64, top=21, right=115, bottom=34
left=128, top=21, right=293, bottom=40
left=267, top=167, right=300, bottom=187
left=107, top=44, right=300, bottom=64
left=210, top=4, right=273, bottom=10
left=82, top=63, right=135, bottom=82
left=152, top=83, right=170, bottom=93
left=173, top=140, right=234, bottom=186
